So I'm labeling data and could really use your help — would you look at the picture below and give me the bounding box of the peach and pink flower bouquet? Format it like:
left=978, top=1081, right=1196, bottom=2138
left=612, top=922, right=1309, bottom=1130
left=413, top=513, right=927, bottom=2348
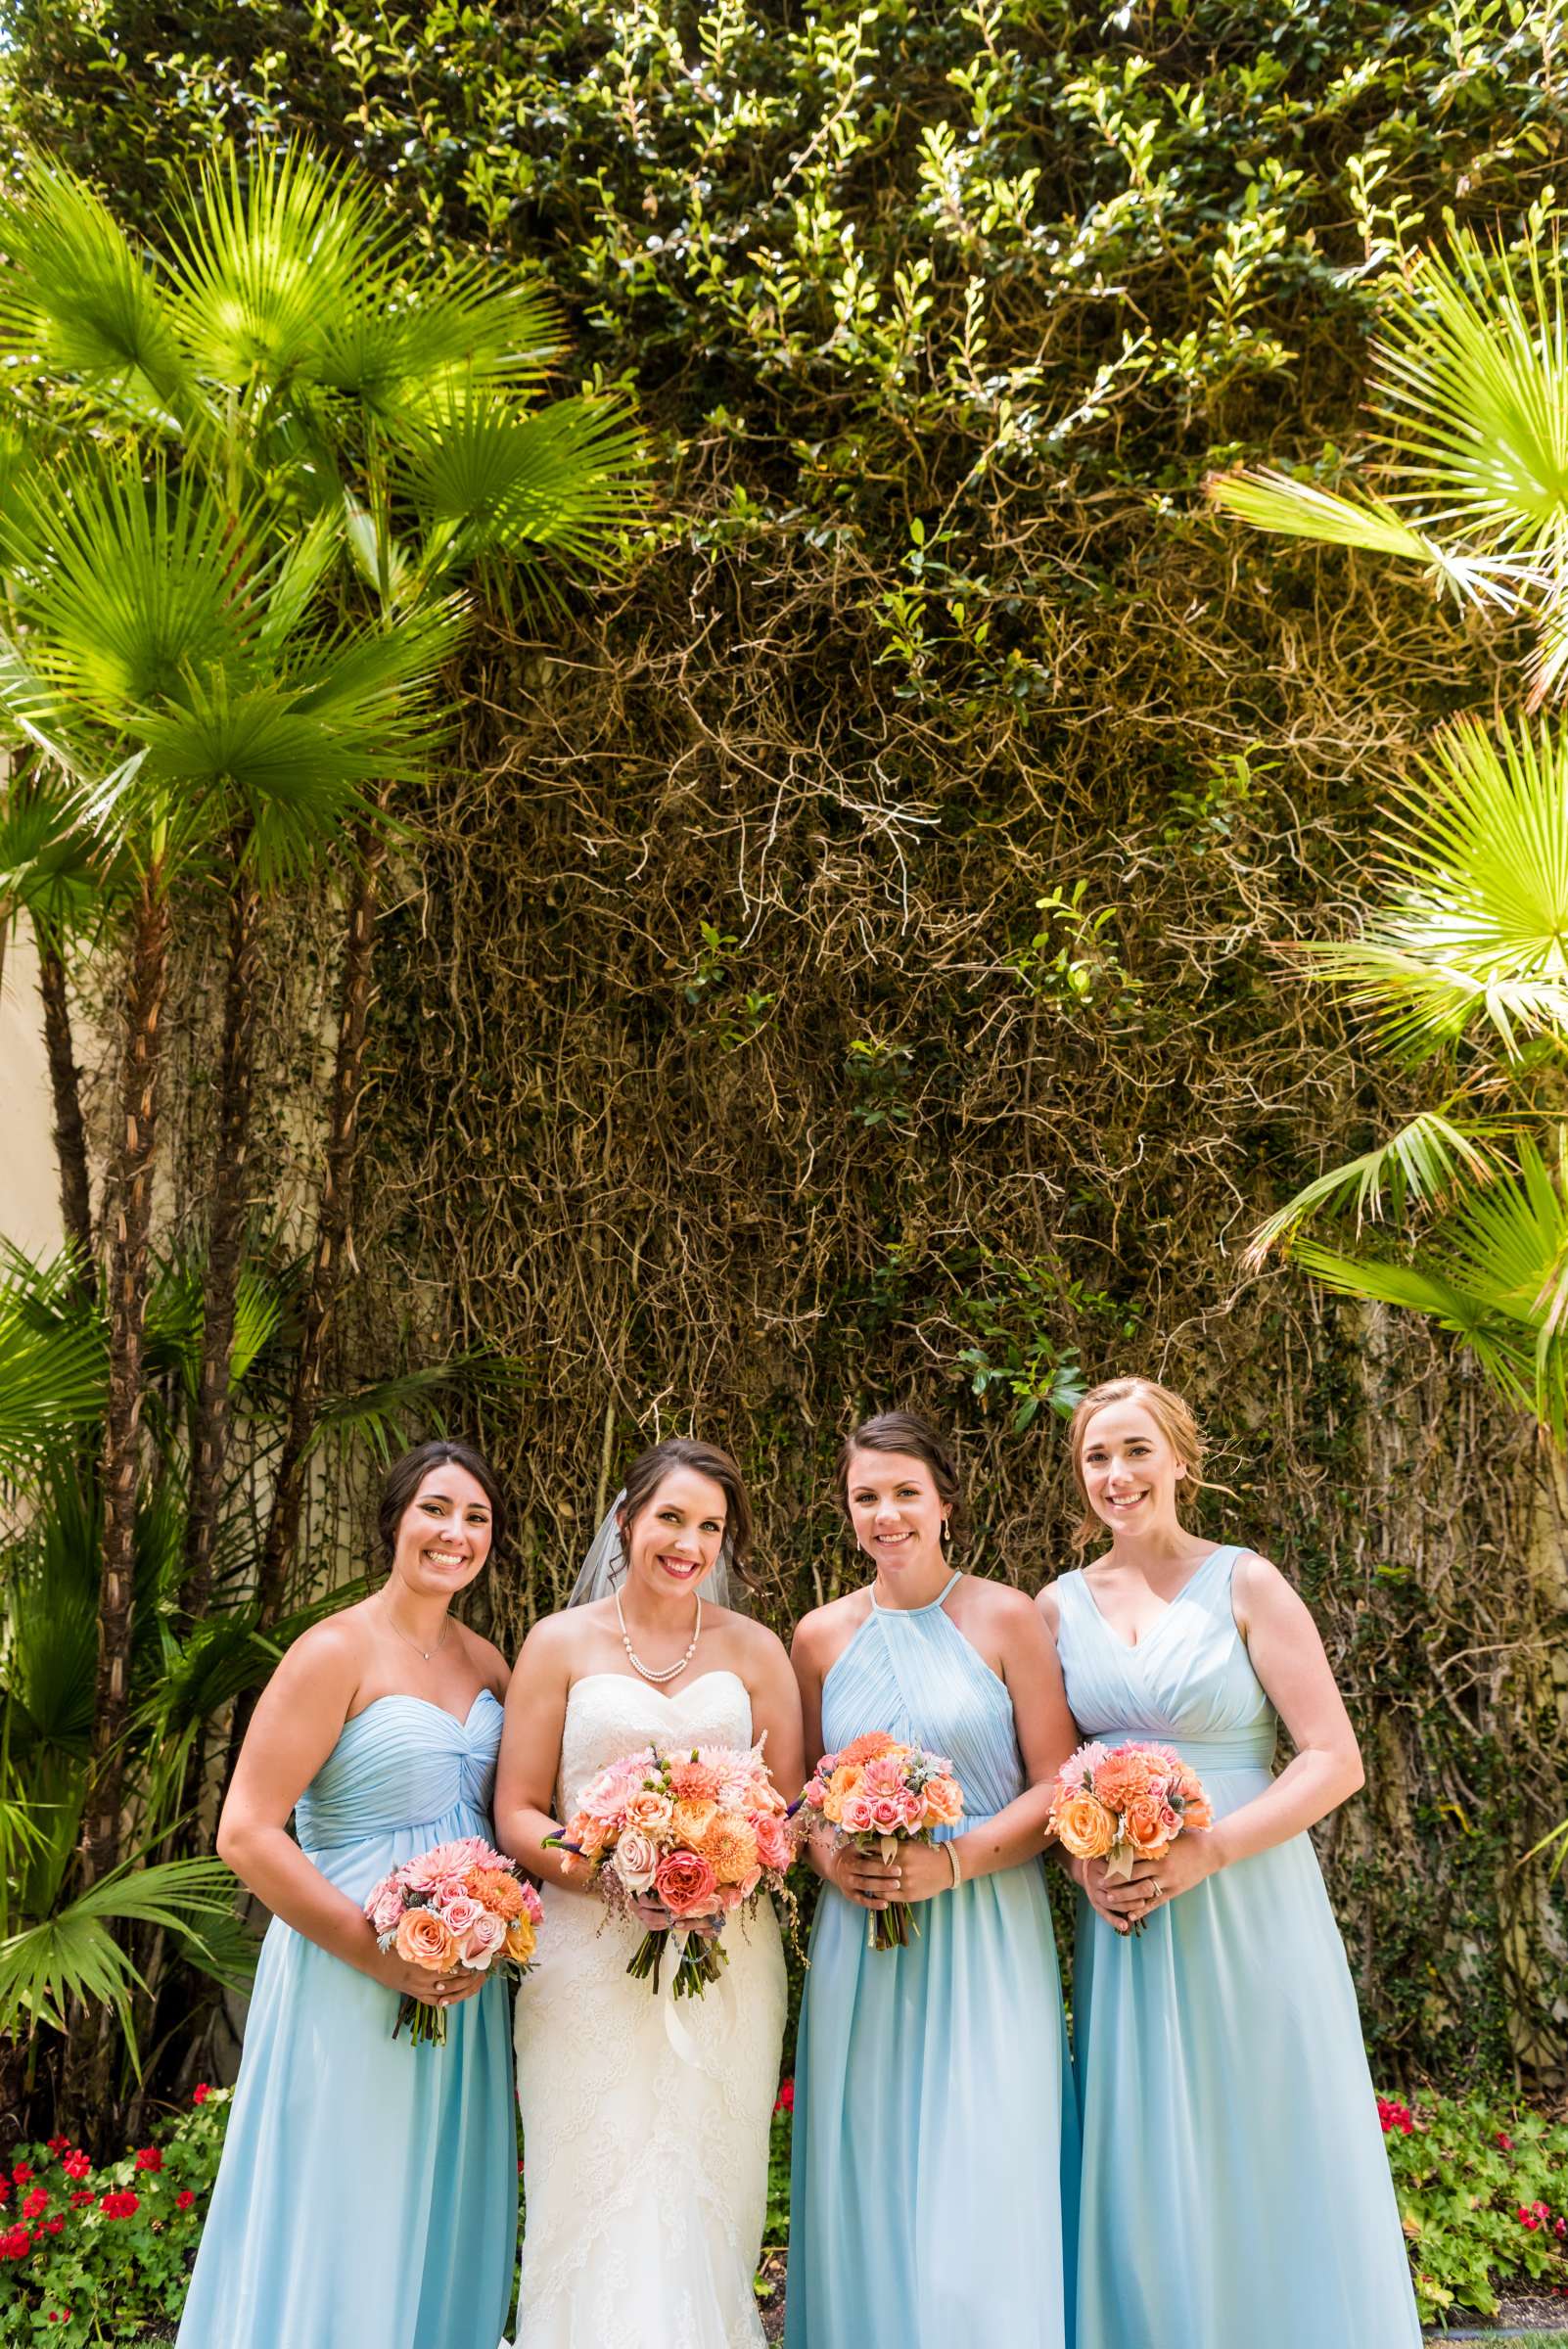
left=798, top=1730, right=965, bottom=1952
left=545, top=1741, right=799, bottom=1999
left=1048, top=1740, right=1213, bottom=1931
left=363, top=1834, right=543, bottom=2047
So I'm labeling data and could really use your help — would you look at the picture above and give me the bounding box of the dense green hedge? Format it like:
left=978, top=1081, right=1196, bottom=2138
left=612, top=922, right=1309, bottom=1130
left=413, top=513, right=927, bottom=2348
left=6, top=0, right=1567, bottom=2086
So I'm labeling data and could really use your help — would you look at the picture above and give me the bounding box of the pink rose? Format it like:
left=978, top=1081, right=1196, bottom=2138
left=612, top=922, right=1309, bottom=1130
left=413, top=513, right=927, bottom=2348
left=753, top=1813, right=795, bottom=1871
left=898, top=1788, right=927, bottom=1831
left=612, top=1829, right=660, bottom=1895
left=439, top=1896, right=484, bottom=1939
left=840, top=1791, right=876, bottom=1834
left=463, top=1910, right=508, bottom=1967
left=654, top=1848, right=719, bottom=1918
left=868, top=1795, right=905, bottom=1835
left=369, top=1885, right=405, bottom=1936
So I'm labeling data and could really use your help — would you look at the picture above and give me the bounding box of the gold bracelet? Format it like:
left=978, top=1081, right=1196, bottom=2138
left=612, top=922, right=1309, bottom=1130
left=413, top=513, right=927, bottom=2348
left=945, top=1841, right=963, bottom=1892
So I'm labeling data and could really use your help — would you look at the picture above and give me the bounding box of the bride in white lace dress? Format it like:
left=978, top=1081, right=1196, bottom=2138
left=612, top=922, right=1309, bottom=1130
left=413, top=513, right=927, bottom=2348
left=495, top=1438, right=803, bottom=2349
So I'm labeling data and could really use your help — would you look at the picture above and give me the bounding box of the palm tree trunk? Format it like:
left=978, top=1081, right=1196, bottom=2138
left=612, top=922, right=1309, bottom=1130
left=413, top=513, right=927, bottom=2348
left=81, top=865, right=170, bottom=1887
left=180, top=856, right=259, bottom=1620
left=226, top=831, right=385, bottom=1773
left=38, top=937, right=96, bottom=1290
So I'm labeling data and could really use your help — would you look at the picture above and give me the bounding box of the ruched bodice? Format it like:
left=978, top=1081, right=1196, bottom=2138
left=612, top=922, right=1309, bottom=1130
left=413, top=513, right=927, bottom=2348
left=821, top=1576, right=1025, bottom=1820
left=555, top=1668, right=758, bottom=1819
left=295, top=1689, right=502, bottom=1862
left=1052, top=1544, right=1277, bottom=1777
left=177, top=1682, right=515, bottom=2349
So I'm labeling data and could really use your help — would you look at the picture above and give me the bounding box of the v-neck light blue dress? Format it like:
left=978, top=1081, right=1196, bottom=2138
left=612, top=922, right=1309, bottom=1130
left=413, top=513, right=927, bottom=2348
left=176, top=1691, right=517, bottom=2349
left=1054, top=1544, right=1421, bottom=2349
left=785, top=1574, right=1076, bottom=2349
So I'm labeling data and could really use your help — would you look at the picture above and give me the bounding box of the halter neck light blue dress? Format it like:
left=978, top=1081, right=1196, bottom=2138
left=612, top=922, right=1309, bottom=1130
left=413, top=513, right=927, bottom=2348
left=175, top=1691, right=517, bottom=2349
left=1053, top=1544, right=1421, bottom=2349
left=786, top=1573, right=1075, bottom=2349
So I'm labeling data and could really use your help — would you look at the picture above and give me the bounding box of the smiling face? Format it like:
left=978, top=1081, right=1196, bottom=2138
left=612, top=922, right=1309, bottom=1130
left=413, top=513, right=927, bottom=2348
left=390, top=1464, right=494, bottom=1599
left=1077, top=1399, right=1188, bottom=1542
left=621, top=1466, right=729, bottom=1603
left=845, top=1449, right=948, bottom=1578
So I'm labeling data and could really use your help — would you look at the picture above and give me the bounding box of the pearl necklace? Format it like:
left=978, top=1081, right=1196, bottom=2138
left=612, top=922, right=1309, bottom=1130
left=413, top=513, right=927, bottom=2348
left=616, top=1585, right=702, bottom=1684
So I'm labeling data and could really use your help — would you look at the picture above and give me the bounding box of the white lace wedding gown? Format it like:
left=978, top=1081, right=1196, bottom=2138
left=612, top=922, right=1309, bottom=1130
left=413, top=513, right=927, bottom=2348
left=513, top=1670, right=787, bottom=2348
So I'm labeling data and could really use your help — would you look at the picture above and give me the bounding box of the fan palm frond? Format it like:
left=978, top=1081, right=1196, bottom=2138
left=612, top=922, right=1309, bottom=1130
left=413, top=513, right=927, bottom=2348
left=0, top=1275, right=106, bottom=1478
left=0, top=157, right=189, bottom=414
left=0, top=1856, right=251, bottom=2057
left=1299, top=714, right=1568, bottom=1059
left=1292, top=1131, right=1568, bottom=1438
left=1245, top=1110, right=1506, bottom=1262
left=161, top=142, right=389, bottom=392
left=398, top=381, right=647, bottom=589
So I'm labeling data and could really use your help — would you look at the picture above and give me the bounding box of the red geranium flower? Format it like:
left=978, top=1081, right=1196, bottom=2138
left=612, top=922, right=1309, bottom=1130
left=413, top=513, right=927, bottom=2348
left=133, top=2146, right=162, bottom=2173
left=0, top=2224, right=30, bottom=2259
left=176, top=2190, right=196, bottom=2211
left=61, top=2152, right=90, bottom=2182
left=192, top=2083, right=210, bottom=2104
left=45, top=2138, right=69, bottom=2156
left=11, top=2165, right=31, bottom=2186
left=22, top=2190, right=47, bottom=2221
left=43, top=2216, right=63, bottom=2235
left=99, top=2190, right=139, bottom=2220
left=1375, top=2097, right=1413, bottom=2137
left=774, top=2077, right=795, bottom=2114
left=69, top=2193, right=95, bottom=2209
left=1497, top=2132, right=1515, bottom=2150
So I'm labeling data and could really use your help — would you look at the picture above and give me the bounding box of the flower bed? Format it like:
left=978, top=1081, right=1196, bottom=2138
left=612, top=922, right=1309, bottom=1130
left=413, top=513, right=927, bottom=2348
left=0, top=2087, right=224, bottom=2343
left=6, top=2078, right=1564, bottom=2336
left=1379, top=2094, right=1568, bottom=2325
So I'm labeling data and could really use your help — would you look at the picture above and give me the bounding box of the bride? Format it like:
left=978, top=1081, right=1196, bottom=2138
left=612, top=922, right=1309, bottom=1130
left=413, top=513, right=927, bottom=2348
left=495, top=1435, right=803, bottom=2349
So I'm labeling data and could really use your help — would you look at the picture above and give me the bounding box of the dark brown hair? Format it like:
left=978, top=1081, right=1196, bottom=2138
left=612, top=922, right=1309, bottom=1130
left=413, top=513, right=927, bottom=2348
left=617, top=1435, right=755, bottom=1573
left=835, top=1409, right=965, bottom=1541
left=376, top=1440, right=507, bottom=1566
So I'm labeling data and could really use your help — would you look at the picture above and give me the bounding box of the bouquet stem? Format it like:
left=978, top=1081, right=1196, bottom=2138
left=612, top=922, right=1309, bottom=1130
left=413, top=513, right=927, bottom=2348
left=868, top=1901, right=919, bottom=1953
left=392, top=1995, right=448, bottom=2049
left=627, top=1925, right=729, bottom=1997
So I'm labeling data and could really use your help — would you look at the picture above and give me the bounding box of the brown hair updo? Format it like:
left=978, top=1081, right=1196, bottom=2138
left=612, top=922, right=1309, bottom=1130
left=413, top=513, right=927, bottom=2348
left=618, top=1436, right=755, bottom=1577
left=1066, top=1377, right=1206, bottom=1549
left=835, top=1409, right=966, bottom=1544
left=376, top=1439, right=507, bottom=1566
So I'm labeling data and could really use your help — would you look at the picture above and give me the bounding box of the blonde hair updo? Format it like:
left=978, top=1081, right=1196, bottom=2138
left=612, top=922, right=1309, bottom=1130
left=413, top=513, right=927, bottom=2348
left=1067, top=1376, right=1206, bottom=1550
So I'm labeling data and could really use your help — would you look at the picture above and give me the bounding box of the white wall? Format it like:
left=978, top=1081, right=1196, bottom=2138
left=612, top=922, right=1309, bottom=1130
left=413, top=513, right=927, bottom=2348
left=0, top=915, right=67, bottom=1258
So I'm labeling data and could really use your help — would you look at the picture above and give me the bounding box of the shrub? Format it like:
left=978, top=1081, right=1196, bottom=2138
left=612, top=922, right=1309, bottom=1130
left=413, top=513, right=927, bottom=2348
left=1382, top=2091, right=1568, bottom=2324
left=0, top=2087, right=226, bottom=2343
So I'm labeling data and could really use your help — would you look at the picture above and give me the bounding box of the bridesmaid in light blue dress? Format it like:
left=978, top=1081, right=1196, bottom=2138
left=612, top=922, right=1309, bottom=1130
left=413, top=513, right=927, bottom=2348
left=1040, top=1376, right=1421, bottom=2349
left=788, top=1410, right=1079, bottom=2349
left=177, top=1441, right=517, bottom=2349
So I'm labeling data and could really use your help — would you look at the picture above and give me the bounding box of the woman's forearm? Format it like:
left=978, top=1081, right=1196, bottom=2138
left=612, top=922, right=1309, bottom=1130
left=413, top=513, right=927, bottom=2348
left=496, top=1800, right=598, bottom=1894
left=216, top=1819, right=380, bottom=1971
left=951, top=1779, right=1056, bottom=1884
left=1208, top=1748, right=1363, bottom=1869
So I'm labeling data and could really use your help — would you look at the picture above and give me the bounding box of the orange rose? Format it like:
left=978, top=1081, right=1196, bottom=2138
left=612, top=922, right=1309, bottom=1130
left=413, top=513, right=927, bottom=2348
left=670, top=1798, right=718, bottom=1847
left=923, top=1775, right=964, bottom=1827
left=623, top=1790, right=673, bottom=1836
left=466, top=1867, right=527, bottom=1921
left=1052, top=1791, right=1117, bottom=1861
left=395, top=1908, right=460, bottom=1971
left=1093, top=1750, right=1157, bottom=1813
left=1123, top=1794, right=1174, bottom=1859
left=503, top=1915, right=537, bottom=1965
left=701, top=1814, right=761, bottom=1887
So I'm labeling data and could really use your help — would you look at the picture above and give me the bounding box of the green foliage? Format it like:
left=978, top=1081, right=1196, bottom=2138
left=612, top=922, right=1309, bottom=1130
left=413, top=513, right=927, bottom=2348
left=1382, top=2091, right=1568, bottom=2324
left=0, top=2086, right=229, bottom=2342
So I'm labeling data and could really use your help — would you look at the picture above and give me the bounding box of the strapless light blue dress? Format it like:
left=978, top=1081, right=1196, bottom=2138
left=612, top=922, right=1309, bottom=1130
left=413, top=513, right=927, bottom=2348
left=785, top=1573, right=1075, bottom=2349
left=176, top=1691, right=517, bottom=2349
left=1054, top=1544, right=1421, bottom=2348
